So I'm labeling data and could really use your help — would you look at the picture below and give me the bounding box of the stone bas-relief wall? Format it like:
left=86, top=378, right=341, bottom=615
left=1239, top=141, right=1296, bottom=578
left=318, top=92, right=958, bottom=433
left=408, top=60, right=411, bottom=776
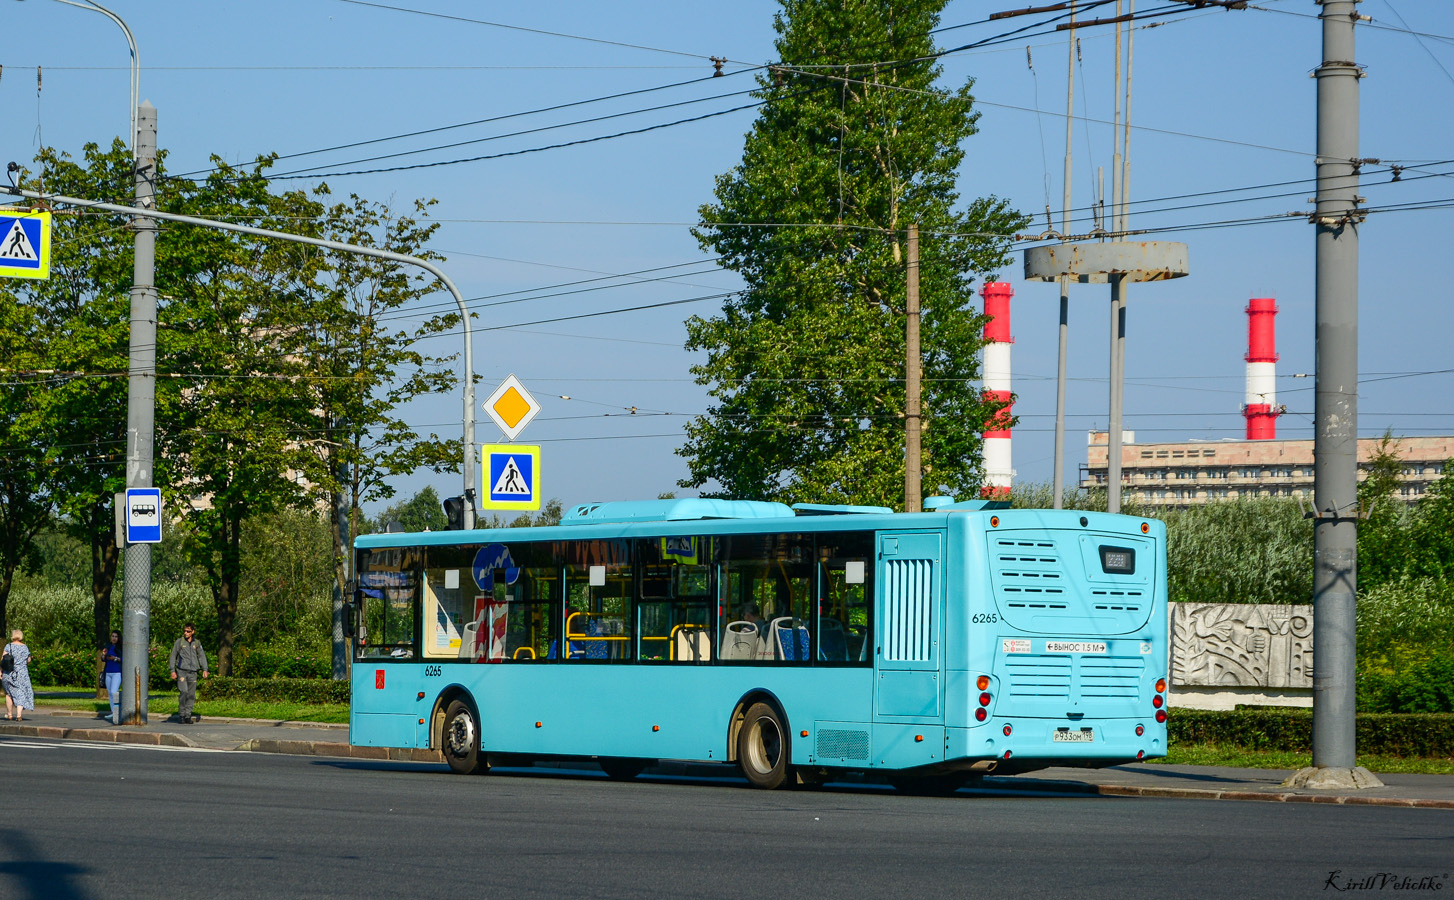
left=1169, top=603, right=1313, bottom=709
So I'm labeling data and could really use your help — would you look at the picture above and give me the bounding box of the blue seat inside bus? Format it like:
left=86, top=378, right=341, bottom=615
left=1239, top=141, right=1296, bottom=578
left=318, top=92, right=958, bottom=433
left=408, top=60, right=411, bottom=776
left=771, top=618, right=810, bottom=661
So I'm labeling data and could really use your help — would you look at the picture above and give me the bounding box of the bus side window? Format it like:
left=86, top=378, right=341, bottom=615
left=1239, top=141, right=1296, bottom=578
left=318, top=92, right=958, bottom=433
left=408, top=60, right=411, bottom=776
left=636, top=537, right=712, bottom=663
left=564, top=539, right=633, bottom=662
left=817, top=534, right=873, bottom=666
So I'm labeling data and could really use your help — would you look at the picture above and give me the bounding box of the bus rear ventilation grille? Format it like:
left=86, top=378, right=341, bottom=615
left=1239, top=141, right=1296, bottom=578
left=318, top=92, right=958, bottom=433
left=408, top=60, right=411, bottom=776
left=1005, top=601, right=1069, bottom=609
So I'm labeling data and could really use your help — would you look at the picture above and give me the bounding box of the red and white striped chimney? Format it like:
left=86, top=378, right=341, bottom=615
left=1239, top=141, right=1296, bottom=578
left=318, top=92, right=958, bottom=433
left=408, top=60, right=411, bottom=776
left=1243, top=297, right=1282, bottom=440
left=981, top=282, right=1014, bottom=497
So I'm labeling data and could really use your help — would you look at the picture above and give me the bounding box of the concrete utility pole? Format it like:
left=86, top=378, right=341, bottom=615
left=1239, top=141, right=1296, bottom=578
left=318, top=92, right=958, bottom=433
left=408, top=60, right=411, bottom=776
left=118, top=101, right=157, bottom=725
left=1051, top=2, right=1076, bottom=510
left=904, top=223, right=922, bottom=512
left=1284, top=0, right=1382, bottom=791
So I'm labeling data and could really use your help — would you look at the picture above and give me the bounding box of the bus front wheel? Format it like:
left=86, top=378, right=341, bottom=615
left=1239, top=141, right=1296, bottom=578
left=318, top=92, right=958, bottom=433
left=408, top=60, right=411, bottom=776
left=443, top=700, right=489, bottom=776
left=738, top=702, right=790, bottom=789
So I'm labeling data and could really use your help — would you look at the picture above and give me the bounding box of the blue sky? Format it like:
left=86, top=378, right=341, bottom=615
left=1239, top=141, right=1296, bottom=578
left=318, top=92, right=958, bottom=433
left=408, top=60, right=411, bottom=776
left=3, top=0, right=1451, bottom=512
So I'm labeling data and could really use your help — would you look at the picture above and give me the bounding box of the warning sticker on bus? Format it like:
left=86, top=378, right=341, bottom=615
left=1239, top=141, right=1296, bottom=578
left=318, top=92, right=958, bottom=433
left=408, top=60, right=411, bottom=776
left=1002, top=639, right=1031, bottom=654
left=1046, top=641, right=1107, bottom=654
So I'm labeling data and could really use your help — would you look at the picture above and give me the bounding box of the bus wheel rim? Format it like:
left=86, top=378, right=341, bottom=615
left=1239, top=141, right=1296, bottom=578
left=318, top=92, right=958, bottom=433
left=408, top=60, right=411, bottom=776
left=449, top=712, right=476, bottom=757
left=748, top=719, right=780, bottom=774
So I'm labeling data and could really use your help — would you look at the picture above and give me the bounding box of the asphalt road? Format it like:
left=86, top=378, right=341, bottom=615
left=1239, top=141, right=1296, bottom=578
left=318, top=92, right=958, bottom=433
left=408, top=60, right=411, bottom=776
left=5, top=735, right=1450, bottom=900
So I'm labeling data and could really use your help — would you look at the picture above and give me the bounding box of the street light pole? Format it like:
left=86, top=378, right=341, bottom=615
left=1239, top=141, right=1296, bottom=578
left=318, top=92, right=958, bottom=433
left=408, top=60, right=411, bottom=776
left=28, top=0, right=138, bottom=158
left=28, top=0, right=150, bottom=722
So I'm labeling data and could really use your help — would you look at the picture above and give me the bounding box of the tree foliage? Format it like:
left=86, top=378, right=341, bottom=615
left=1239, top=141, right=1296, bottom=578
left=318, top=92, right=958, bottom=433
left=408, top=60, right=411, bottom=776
left=2, top=142, right=461, bottom=674
left=10, top=141, right=136, bottom=650
left=1158, top=498, right=1313, bottom=605
left=679, top=0, right=1027, bottom=507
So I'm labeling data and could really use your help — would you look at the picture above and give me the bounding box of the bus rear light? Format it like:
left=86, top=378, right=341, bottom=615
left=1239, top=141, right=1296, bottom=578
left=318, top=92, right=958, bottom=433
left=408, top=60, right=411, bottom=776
left=1141, top=522, right=1150, bottom=534
left=652, top=725, right=660, bottom=732
left=801, top=730, right=809, bottom=738
left=1003, top=750, right=1012, bottom=759
left=977, top=675, right=990, bottom=691
left=1136, top=725, right=1145, bottom=736
left=417, top=692, right=425, bottom=700
left=1137, top=750, right=1145, bottom=759
left=1155, top=678, right=1167, bottom=693
left=975, top=708, right=987, bottom=722
left=1152, top=694, right=1163, bottom=709
left=1002, top=724, right=1012, bottom=736
left=979, top=692, right=992, bottom=707
left=418, top=718, right=425, bottom=725
left=1155, top=709, right=1167, bottom=723
left=915, top=735, right=924, bottom=743
left=536, top=722, right=543, bottom=728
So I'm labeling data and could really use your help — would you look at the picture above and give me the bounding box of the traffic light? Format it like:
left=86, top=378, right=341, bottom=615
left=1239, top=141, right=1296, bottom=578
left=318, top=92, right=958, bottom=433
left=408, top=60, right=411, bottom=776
left=443, top=496, right=465, bottom=530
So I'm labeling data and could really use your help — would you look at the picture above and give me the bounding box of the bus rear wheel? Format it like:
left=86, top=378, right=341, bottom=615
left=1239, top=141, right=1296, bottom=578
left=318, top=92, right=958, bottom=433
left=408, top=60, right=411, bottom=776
left=442, top=700, right=489, bottom=776
left=738, top=702, right=790, bottom=790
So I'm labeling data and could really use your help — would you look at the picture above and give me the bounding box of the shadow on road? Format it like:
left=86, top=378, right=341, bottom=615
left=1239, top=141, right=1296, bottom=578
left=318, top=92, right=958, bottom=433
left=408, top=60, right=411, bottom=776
left=0, top=830, right=92, bottom=900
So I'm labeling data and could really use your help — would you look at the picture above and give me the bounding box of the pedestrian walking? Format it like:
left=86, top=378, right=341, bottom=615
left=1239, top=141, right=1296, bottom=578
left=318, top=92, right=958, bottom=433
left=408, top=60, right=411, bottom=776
left=3, top=630, right=35, bottom=721
left=168, top=623, right=209, bottom=724
left=102, top=630, right=122, bottom=724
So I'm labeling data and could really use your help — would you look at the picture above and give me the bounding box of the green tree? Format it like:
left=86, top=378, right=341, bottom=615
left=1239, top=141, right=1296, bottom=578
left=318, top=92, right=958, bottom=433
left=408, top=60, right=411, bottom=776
left=366, top=486, right=449, bottom=534
left=1159, top=498, right=1312, bottom=605
left=1358, top=431, right=1417, bottom=593
left=13, top=142, right=136, bottom=660
left=154, top=158, right=318, bottom=675
left=679, top=0, right=1026, bottom=507
left=280, top=191, right=461, bottom=653
left=0, top=288, right=52, bottom=638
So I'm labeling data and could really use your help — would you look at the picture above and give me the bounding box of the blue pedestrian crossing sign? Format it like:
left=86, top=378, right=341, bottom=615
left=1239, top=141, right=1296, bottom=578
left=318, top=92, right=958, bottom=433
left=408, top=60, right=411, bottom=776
left=0, top=210, right=51, bottom=280
left=482, top=444, right=541, bottom=511
left=124, top=487, right=163, bottom=544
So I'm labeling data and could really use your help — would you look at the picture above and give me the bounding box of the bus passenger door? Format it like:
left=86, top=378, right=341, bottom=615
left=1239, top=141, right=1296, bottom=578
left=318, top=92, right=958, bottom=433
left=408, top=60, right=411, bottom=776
left=874, top=532, right=942, bottom=721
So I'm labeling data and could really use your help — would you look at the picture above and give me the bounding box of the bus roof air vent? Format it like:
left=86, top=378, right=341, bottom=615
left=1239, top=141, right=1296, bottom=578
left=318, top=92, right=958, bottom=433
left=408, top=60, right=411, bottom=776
left=791, top=503, right=894, bottom=516
left=560, top=499, right=795, bottom=525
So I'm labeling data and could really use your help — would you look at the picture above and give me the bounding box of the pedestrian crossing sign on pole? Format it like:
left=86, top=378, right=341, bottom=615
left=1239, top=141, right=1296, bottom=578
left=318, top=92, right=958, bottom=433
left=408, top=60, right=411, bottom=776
left=482, top=443, right=540, bottom=511
left=0, top=210, right=51, bottom=280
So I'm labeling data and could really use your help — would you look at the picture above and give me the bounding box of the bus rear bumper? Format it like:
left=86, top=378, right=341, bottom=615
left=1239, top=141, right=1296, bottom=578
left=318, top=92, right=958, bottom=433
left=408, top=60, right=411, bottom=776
left=947, top=719, right=1165, bottom=770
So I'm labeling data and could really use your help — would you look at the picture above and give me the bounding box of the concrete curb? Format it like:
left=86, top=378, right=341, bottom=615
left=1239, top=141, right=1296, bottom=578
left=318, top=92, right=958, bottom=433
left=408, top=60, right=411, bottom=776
left=236, top=738, right=441, bottom=763
left=0, top=721, right=197, bottom=748
left=38, top=708, right=346, bottom=730
left=1088, top=783, right=1454, bottom=809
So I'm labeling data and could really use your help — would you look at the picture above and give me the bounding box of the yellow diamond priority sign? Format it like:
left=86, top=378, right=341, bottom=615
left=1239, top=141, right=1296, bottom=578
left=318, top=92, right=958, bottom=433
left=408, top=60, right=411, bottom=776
left=484, top=374, right=541, bottom=441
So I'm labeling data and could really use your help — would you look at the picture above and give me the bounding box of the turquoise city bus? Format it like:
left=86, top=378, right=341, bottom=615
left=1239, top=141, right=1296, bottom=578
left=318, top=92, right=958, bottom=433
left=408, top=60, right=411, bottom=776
left=349, top=497, right=1168, bottom=792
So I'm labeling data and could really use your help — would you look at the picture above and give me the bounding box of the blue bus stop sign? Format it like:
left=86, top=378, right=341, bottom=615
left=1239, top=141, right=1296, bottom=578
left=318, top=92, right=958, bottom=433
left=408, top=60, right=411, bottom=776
left=125, top=488, right=163, bottom=544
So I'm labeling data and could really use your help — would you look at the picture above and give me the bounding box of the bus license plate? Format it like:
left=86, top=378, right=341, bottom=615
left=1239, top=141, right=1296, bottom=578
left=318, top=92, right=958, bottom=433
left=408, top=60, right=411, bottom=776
left=1053, top=729, right=1094, bottom=743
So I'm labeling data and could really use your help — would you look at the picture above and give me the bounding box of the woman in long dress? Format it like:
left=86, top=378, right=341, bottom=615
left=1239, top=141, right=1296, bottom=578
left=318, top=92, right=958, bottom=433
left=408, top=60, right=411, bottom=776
left=3, top=630, right=35, bottom=721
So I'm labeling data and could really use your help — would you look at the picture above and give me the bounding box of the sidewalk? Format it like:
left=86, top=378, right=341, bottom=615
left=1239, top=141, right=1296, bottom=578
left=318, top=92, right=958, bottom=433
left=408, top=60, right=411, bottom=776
left=11, top=704, right=1454, bottom=808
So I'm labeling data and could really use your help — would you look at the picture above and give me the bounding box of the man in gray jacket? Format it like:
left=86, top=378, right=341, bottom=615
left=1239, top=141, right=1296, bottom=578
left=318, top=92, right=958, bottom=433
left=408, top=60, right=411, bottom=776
left=169, top=623, right=209, bottom=724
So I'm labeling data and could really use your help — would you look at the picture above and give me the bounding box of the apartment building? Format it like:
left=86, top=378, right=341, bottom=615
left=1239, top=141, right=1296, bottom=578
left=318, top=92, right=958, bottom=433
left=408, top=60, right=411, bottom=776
left=1081, top=431, right=1454, bottom=508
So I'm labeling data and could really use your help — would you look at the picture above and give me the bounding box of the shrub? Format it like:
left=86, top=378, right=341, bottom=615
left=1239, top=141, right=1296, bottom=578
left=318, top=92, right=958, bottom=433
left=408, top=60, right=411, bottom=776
left=199, top=676, right=348, bottom=704
left=1168, top=708, right=1454, bottom=757
left=232, top=646, right=332, bottom=680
